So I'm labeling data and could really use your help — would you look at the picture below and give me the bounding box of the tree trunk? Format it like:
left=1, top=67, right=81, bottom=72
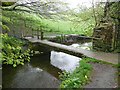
left=92, top=0, right=97, bottom=26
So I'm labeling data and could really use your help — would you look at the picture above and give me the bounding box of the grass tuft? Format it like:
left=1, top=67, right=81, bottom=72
left=59, top=59, right=92, bottom=88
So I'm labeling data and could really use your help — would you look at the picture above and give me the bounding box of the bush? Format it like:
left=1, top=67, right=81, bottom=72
left=1, top=34, right=30, bottom=67
left=59, top=59, right=92, bottom=88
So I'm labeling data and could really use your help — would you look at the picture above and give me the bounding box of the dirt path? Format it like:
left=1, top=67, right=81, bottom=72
left=84, top=63, right=118, bottom=88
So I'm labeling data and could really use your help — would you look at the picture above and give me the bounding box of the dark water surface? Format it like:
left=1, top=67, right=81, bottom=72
left=2, top=53, right=61, bottom=88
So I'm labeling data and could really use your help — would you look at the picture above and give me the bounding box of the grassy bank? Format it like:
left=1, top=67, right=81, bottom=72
left=59, top=58, right=92, bottom=88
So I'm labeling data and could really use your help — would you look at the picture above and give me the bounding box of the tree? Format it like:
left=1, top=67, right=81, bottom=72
left=2, top=0, right=69, bottom=19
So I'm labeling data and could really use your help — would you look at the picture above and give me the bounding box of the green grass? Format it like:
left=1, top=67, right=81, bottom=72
left=42, top=19, right=94, bottom=36
left=2, top=10, right=95, bottom=36
left=82, top=57, right=119, bottom=67
left=59, top=58, right=92, bottom=88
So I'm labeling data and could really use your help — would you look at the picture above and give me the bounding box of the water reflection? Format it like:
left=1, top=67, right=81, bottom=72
left=50, top=51, right=81, bottom=73
left=50, top=42, right=92, bottom=73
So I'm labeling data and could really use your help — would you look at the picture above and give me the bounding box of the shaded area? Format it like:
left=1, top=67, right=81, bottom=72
left=2, top=54, right=61, bottom=88
left=84, top=63, right=118, bottom=88
left=30, top=54, right=62, bottom=78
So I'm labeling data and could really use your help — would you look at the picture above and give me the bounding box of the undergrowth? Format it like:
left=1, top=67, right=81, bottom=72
left=59, top=58, right=92, bottom=89
left=1, top=34, right=31, bottom=67
left=83, top=57, right=119, bottom=67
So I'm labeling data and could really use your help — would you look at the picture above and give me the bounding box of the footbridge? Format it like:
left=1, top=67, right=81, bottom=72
left=24, top=37, right=118, bottom=65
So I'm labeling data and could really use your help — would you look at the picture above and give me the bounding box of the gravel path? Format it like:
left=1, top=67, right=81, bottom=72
left=84, top=63, right=118, bottom=88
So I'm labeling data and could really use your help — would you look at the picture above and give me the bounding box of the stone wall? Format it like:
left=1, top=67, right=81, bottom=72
left=116, top=20, right=120, bottom=52
left=92, top=22, right=114, bottom=52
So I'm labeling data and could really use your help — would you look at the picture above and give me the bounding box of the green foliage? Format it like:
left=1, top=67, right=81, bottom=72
left=2, top=10, right=50, bottom=31
left=0, top=14, right=11, bottom=31
left=1, top=34, right=30, bottom=67
left=2, top=2, right=15, bottom=6
left=2, top=24, right=10, bottom=31
left=71, top=4, right=105, bottom=36
left=109, top=2, right=120, bottom=19
left=83, top=57, right=118, bottom=66
left=59, top=71, right=70, bottom=81
left=82, top=57, right=103, bottom=63
left=77, top=8, right=93, bottom=21
left=59, top=59, right=92, bottom=88
left=41, top=19, right=94, bottom=36
left=2, top=10, right=94, bottom=36
left=0, top=13, right=11, bottom=31
left=2, top=2, right=106, bottom=37
left=2, top=15, right=11, bottom=24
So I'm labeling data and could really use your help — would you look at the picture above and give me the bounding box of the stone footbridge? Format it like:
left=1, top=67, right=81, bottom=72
left=24, top=37, right=118, bottom=65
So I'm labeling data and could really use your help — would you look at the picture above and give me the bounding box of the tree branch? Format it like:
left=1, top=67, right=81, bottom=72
left=2, top=0, right=69, bottom=19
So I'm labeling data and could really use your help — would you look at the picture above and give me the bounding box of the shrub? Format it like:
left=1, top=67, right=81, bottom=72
left=59, top=59, right=92, bottom=88
left=1, top=34, right=30, bottom=67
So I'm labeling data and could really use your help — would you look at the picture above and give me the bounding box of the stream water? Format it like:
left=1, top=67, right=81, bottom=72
left=2, top=53, right=61, bottom=88
left=2, top=41, right=92, bottom=88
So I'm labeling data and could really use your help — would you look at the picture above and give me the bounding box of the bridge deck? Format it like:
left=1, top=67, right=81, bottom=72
left=25, top=37, right=118, bottom=64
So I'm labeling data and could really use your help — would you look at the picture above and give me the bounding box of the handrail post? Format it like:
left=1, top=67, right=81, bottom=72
left=32, top=29, right=34, bottom=38
left=37, top=29, right=39, bottom=39
left=41, top=31, right=44, bottom=40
